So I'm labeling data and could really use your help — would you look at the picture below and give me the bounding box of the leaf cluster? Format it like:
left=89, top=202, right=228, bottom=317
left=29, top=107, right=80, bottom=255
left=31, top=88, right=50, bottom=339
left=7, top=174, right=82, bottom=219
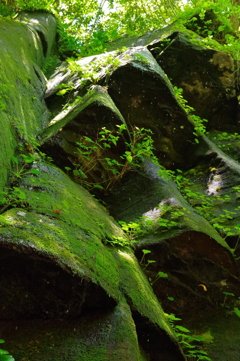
left=68, top=124, right=156, bottom=191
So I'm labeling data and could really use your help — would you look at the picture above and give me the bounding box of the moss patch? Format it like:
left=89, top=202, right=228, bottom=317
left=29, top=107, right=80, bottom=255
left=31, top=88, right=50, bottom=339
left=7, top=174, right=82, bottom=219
left=0, top=17, right=52, bottom=192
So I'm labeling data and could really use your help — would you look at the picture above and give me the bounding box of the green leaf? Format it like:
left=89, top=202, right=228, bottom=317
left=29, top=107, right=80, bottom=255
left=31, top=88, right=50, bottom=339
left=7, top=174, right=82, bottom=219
left=11, top=156, right=19, bottom=164
left=125, top=152, right=133, bottom=163
left=218, top=25, right=225, bottom=32
left=158, top=271, right=168, bottom=278
left=223, top=292, right=234, bottom=297
left=30, top=169, right=41, bottom=175
left=142, top=249, right=151, bottom=255
left=175, top=325, right=190, bottom=333
left=0, top=350, right=8, bottom=355
left=93, top=184, right=104, bottom=189
left=56, top=89, right=68, bottom=96
left=0, top=355, right=15, bottom=361
left=147, top=260, right=156, bottom=264
left=21, top=154, right=35, bottom=163
left=234, top=307, right=240, bottom=318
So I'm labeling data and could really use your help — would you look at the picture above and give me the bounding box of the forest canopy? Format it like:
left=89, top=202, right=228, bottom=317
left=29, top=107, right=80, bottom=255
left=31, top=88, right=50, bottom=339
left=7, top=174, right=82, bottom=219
left=0, top=0, right=240, bottom=57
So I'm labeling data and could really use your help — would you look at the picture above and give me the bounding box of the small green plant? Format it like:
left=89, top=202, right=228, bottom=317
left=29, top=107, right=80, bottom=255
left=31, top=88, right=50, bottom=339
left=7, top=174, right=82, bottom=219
left=103, top=235, right=134, bottom=247
left=0, top=186, right=28, bottom=211
left=221, top=291, right=235, bottom=308
left=0, top=143, right=51, bottom=213
left=143, top=259, right=156, bottom=271
left=165, top=313, right=212, bottom=361
left=0, top=339, right=15, bottom=361
left=72, top=124, right=156, bottom=191
left=134, top=53, right=150, bottom=64
left=173, top=86, right=208, bottom=142
left=67, top=52, right=122, bottom=84
left=11, top=153, right=40, bottom=179
left=151, top=271, right=168, bottom=285
left=211, top=132, right=240, bottom=159
left=55, top=82, right=75, bottom=96
left=140, top=249, right=151, bottom=265
left=220, top=293, right=240, bottom=318
left=42, top=55, right=59, bottom=76
left=119, top=221, right=143, bottom=240
left=139, top=249, right=157, bottom=270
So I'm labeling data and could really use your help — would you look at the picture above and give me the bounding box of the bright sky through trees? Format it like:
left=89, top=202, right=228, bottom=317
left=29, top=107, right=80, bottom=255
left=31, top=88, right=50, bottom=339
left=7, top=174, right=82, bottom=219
left=0, top=0, right=240, bottom=57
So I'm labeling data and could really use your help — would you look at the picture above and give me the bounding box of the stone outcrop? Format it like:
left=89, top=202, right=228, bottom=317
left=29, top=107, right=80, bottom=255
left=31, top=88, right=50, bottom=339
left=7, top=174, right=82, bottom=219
left=1, top=9, right=240, bottom=361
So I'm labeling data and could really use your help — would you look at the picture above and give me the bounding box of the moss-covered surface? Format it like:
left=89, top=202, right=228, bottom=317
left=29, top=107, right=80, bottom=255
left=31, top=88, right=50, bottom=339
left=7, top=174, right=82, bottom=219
left=0, top=16, right=51, bottom=192
left=0, top=112, right=16, bottom=192
left=16, top=12, right=57, bottom=62
left=183, top=309, right=240, bottom=361
left=111, top=248, right=174, bottom=336
left=0, top=301, right=146, bottom=361
left=0, top=159, right=184, bottom=358
left=0, top=162, right=123, bottom=300
left=2, top=9, right=240, bottom=360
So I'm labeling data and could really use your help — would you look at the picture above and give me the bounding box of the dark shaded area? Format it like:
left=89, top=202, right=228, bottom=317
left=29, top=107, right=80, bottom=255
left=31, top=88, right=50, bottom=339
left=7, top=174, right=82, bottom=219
left=36, top=30, right=48, bottom=57
left=132, top=312, right=185, bottom=361
left=107, top=61, right=195, bottom=169
left=135, top=231, right=240, bottom=318
left=184, top=9, right=231, bottom=41
left=149, top=32, right=238, bottom=132
left=0, top=245, right=116, bottom=319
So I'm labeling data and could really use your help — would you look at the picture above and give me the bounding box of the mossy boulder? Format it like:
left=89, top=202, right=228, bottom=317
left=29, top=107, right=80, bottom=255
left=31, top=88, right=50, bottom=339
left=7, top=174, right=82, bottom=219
left=2, top=8, right=240, bottom=361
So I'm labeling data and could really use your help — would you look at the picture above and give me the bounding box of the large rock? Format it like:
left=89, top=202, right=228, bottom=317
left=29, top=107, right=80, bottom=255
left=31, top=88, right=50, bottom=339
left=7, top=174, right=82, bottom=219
left=0, top=12, right=186, bottom=361
left=1, top=8, right=240, bottom=361
left=0, top=15, right=51, bottom=191
left=150, top=31, right=238, bottom=131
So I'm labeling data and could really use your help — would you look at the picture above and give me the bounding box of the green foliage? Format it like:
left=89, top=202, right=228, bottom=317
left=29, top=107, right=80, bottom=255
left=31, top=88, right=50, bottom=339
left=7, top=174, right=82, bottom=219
left=212, top=132, right=240, bottom=158
left=0, top=151, right=40, bottom=212
left=220, top=292, right=240, bottom=318
left=233, top=306, right=240, bottom=318
left=221, top=291, right=235, bottom=306
left=1, top=0, right=240, bottom=61
left=0, top=136, right=52, bottom=213
left=173, top=86, right=208, bottom=142
left=0, top=3, right=14, bottom=17
left=0, top=340, right=15, bottom=361
left=119, top=221, right=142, bottom=241
left=67, top=51, right=123, bottom=83
left=150, top=271, right=168, bottom=285
left=165, top=313, right=212, bottom=360
left=103, top=235, right=133, bottom=247
left=71, top=124, right=156, bottom=191
left=42, top=55, right=60, bottom=76
left=140, top=249, right=151, bottom=264
left=55, top=82, right=75, bottom=96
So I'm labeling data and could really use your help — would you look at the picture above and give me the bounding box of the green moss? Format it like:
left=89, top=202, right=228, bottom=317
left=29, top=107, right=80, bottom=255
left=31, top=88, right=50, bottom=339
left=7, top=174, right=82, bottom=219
left=16, top=12, right=57, bottom=64
left=0, top=112, right=16, bottom=191
left=6, top=301, right=144, bottom=361
left=111, top=248, right=176, bottom=340
left=0, top=159, right=180, bottom=358
left=0, top=17, right=51, bottom=192
left=0, top=161, right=128, bottom=298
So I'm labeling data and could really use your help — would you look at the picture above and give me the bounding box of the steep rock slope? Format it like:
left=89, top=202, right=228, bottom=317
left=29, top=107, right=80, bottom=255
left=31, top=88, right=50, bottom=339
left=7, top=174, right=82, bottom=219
left=1, top=9, right=240, bottom=361
left=0, top=12, right=185, bottom=361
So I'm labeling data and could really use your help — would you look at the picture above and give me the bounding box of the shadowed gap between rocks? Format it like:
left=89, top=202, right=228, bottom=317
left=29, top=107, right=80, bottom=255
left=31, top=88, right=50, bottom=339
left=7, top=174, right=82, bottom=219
left=0, top=245, right=116, bottom=319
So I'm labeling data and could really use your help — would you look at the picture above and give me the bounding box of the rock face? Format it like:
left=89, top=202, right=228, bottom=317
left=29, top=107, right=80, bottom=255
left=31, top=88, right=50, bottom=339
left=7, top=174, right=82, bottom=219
left=1, top=9, right=240, bottom=361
